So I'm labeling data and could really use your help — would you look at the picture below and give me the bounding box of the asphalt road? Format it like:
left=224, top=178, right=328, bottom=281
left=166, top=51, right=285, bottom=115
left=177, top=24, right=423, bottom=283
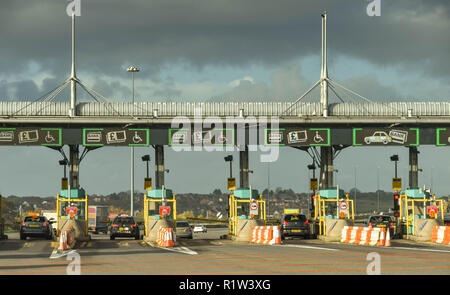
left=1, top=228, right=449, bottom=275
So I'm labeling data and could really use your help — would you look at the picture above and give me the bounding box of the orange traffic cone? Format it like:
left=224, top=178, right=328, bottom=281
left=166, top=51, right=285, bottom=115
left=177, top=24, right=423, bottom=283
left=377, top=229, right=385, bottom=246
left=385, top=229, right=391, bottom=247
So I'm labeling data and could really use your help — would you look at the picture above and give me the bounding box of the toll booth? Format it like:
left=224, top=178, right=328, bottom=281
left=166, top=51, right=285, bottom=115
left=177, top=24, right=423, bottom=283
left=56, top=188, right=89, bottom=237
left=315, top=188, right=354, bottom=236
left=400, top=189, right=444, bottom=237
left=0, top=195, right=7, bottom=240
left=229, top=188, right=266, bottom=236
left=143, top=188, right=176, bottom=237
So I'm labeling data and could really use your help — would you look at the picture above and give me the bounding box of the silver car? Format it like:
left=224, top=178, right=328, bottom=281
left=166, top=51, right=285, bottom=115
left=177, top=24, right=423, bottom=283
left=176, top=221, right=193, bottom=239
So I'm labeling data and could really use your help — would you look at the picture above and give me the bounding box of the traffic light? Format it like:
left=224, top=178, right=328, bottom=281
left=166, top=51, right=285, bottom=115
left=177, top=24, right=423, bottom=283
left=393, top=193, right=400, bottom=216
left=310, top=194, right=316, bottom=214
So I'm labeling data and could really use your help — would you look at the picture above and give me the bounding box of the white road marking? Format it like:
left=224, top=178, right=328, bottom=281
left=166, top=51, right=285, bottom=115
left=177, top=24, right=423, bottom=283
left=49, top=249, right=77, bottom=259
left=390, top=247, right=450, bottom=253
left=274, top=244, right=340, bottom=251
left=155, top=245, right=198, bottom=255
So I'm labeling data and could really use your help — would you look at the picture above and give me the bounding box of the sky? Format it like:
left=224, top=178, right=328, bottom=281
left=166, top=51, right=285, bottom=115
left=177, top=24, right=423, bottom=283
left=0, top=0, right=449, bottom=197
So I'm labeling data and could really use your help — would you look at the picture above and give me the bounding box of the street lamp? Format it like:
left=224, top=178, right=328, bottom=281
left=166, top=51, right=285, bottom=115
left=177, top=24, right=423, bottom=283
left=127, top=65, right=140, bottom=216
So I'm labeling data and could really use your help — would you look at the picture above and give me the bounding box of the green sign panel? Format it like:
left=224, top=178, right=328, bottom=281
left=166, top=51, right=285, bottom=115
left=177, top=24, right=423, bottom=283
left=83, top=128, right=149, bottom=146
left=169, top=128, right=235, bottom=146
left=436, top=128, right=450, bottom=146
left=0, top=128, right=62, bottom=146
left=353, top=128, right=419, bottom=146
left=265, top=128, right=330, bottom=146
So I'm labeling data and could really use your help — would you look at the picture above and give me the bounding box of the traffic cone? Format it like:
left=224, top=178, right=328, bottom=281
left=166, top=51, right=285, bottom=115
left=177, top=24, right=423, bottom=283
left=385, top=229, right=391, bottom=247
left=377, top=229, right=385, bottom=246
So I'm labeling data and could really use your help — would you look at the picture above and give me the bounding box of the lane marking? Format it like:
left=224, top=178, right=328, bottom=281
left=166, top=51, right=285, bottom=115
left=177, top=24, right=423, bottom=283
left=49, top=249, right=77, bottom=259
left=274, top=244, right=340, bottom=251
left=390, top=247, right=450, bottom=253
left=156, top=246, right=198, bottom=255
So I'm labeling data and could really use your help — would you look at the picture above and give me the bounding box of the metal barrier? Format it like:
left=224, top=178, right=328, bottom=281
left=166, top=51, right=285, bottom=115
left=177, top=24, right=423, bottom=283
left=143, top=190, right=176, bottom=237
left=315, top=191, right=354, bottom=236
left=400, top=193, right=444, bottom=236
left=56, top=191, right=89, bottom=236
left=229, top=193, right=266, bottom=236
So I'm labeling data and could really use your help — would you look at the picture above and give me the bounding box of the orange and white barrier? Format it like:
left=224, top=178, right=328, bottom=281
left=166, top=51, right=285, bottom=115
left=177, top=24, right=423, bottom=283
left=341, top=226, right=389, bottom=247
left=431, top=226, right=450, bottom=245
left=58, top=228, right=75, bottom=251
left=157, top=227, right=175, bottom=247
left=250, top=226, right=281, bottom=245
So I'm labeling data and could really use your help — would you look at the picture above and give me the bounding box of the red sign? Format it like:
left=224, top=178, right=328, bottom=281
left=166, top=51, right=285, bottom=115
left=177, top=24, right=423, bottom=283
left=427, top=206, right=438, bottom=215
left=159, top=206, right=171, bottom=216
left=66, top=207, right=77, bottom=216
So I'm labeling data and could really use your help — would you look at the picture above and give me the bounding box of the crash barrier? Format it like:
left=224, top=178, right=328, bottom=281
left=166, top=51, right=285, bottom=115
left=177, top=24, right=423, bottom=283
left=431, top=226, right=450, bottom=245
left=58, top=228, right=75, bottom=251
left=249, top=226, right=281, bottom=245
left=340, top=226, right=391, bottom=247
left=157, top=227, right=175, bottom=247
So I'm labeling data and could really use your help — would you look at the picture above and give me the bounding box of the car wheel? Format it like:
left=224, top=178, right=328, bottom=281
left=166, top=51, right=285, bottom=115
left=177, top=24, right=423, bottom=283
left=110, top=235, right=115, bottom=240
left=365, top=138, right=371, bottom=144
left=383, top=140, right=389, bottom=144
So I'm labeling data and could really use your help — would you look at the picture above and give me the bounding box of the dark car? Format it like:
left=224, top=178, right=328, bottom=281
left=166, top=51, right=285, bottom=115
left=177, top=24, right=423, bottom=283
left=110, top=215, right=140, bottom=240
left=20, top=215, right=54, bottom=240
left=280, top=213, right=310, bottom=239
left=367, top=215, right=395, bottom=237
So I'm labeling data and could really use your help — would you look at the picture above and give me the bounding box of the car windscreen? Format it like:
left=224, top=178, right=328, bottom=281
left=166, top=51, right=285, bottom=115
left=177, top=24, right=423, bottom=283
left=370, top=216, right=390, bottom=223
left=24, top=216, right=45, bottom=222
left=114, top=217, right=134, bottom=224
left=177, top=222, right=190, bottom=227
left=284, top=214, right=306, bottom=222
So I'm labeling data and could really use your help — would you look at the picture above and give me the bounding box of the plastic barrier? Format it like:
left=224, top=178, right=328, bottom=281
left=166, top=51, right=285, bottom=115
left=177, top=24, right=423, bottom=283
left=58, top=228, right=75, bottom=251
left=431, top=226, right=450, bottom=245
left=249, top=226, right=281, bottom=245
left=340, top=226, right=389, bottom=247
left=157, top=227, right=175, bottom=247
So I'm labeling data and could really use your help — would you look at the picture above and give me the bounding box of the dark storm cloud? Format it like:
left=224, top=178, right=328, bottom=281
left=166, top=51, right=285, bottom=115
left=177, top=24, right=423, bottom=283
left=0, top=0, right=449, bottom=81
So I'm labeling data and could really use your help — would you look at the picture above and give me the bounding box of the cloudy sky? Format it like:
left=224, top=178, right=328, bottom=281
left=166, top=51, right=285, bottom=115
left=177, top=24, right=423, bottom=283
left=0, top=0, right=449, bottom=197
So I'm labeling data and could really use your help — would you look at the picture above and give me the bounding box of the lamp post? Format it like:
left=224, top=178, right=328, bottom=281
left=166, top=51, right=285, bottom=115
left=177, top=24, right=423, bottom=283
left=127, top=66, right=140, bottom=216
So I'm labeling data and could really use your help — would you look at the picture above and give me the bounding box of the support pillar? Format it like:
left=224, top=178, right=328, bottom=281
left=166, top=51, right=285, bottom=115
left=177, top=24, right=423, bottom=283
left=319, top=146, right=333, bottom=190
left=69, top=145, right=80, bottom=189
left=239, top=147, right=249, bottom=188
left=409, top=147, right=419, bottom=189
left=155, top=145, right=165, bottom=188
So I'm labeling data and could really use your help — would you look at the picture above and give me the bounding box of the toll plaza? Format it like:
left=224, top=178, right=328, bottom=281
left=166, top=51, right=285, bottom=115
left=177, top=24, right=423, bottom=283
left=229, top=188, right=266, bottom=237
left=314, top=188, right=354, bottom=241
left=399, top=188, right=445, bottom=241
left=143, top=187, right=177, bottom=242
left=56, top=188, right=89, bottom=241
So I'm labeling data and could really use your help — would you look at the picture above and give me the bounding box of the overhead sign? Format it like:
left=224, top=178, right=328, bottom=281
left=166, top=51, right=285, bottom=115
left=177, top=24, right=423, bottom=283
left=250, top=202, right=258, bottom=216
left=83, top=128, right=149, bottom=146
left=169, top=128, right=234, bottom=146
left=436, top=128, right=450, bottom=146
left=159, top=206, right=171, bottom=216
left=0, top=128, right=62, bottom=146
left=353, top=128, right=419, bottom=146
left=265, top=128, right=330, bottom=146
